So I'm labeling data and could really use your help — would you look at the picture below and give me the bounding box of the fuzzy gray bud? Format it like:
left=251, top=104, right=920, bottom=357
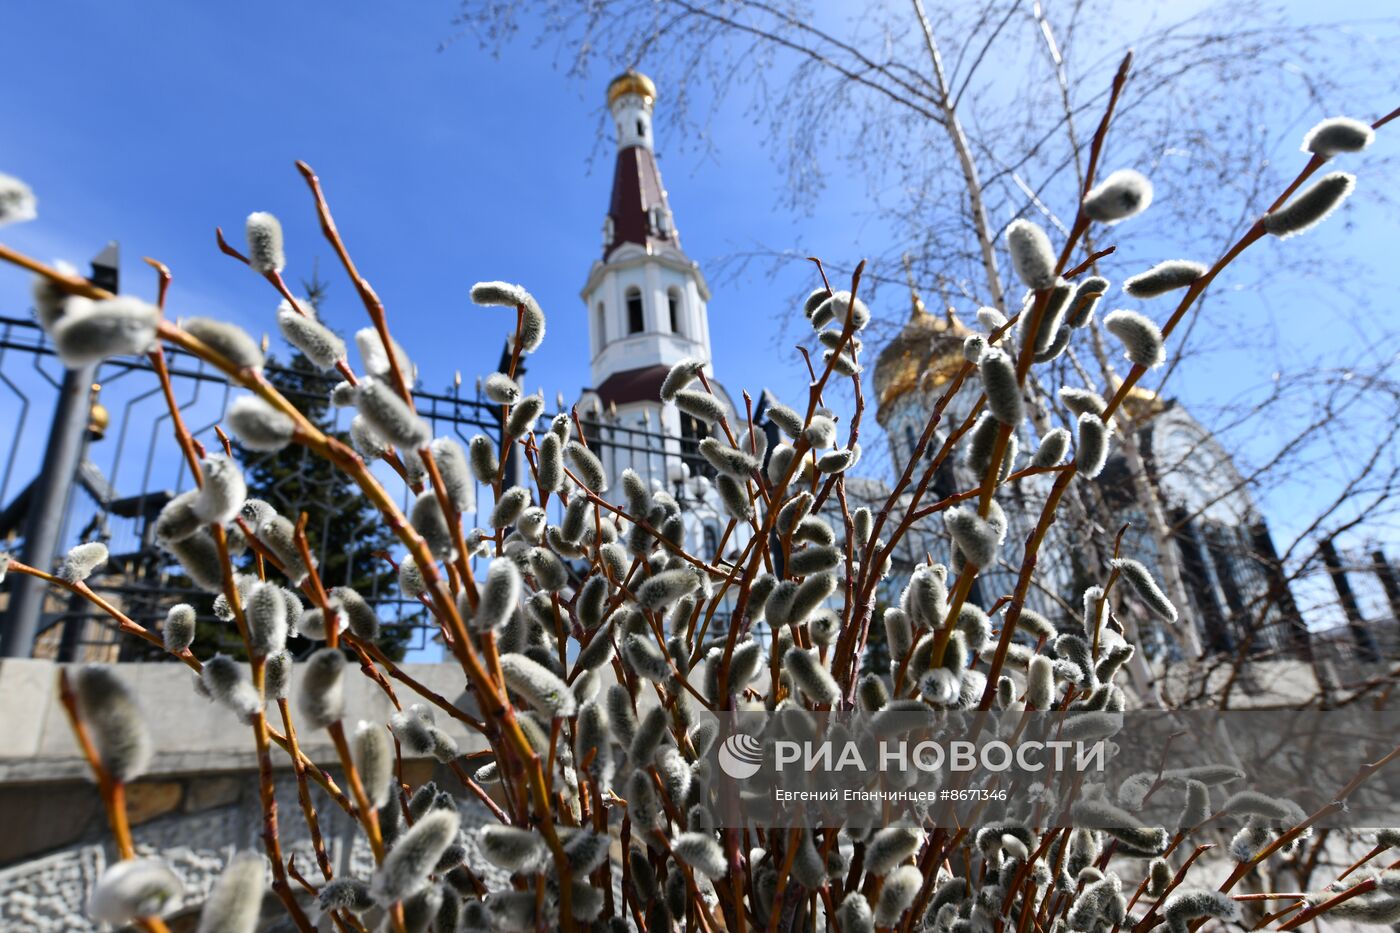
left=1103, top=310, right=1165, bottom=368
left=184, top=318, right=263, bottom=370
left=674, top=389, right=726, bottom=425
left=227, top=395, right=295, bottom=451
left=1032, top=428, right=1070, bottom=467
left=355, top=379, right=429, bottom=450
left=51, top=297, right=160, bottom=367
left=1083, top=169, right=1153, bottom=224
left=1302, top=117, right=1374, bottom=157
left=500, top=652, right=577, bottom=718
left=370, top=809, right=460, bottom=906
left=277, top=302, right=345, bottom=370
left=661, top=358, right=705, bottom=401
left=201, top=654, right=260, bottom=722
left=979, top=348, right=1023, bottom=425
left=1265, top=171, right=1356, bottom=239
left=1006, top=219, right=1057, bottom=290
left=1075, top=414, right=1109, bottom=479
left=163, top=603, right=196, bottom=653
left=1123, top=260, right=1206, bottom=299
left=245, top=212, right=285, bottom=273
left=353, top=720, right=395, bottom=808
left=197, top=851, right=265, bottom=933
left=565, top=441, right=607, bottom=492
left=88, top=856, right=182, bottom=925
left=74, top=665, right=152, bottom=782
left=59, top=541, right=108, bottom=583
left=944, top=506, right=999, bottom=568
left=298, top=648, right=346, bottom=730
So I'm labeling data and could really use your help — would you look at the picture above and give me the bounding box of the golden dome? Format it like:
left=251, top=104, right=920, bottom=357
left=872, top=290, right=972, bottom=425
left=607, top=70, right=657, bottom=106
left=1109, top=374, right=1168, bottom=422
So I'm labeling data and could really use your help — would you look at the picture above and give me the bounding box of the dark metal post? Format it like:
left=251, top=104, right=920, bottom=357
left=1, top=244, right=118, bottom=657
left=1371, top=549, right=1400, bottom=625
left=1319, top=538, right=1380, bottom=663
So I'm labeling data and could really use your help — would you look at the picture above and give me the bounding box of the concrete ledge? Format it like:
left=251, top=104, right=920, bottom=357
left=0, top=659, right=489, bottom=783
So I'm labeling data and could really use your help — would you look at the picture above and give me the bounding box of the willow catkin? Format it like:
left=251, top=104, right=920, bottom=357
left=202, top=655, right=261, bottom=722
left=638, top=568, right=700, bottom=611
left=1082, top=169, right=1154, bottom=224
left=875, top=864, right=923, bottom=927
left=1103, top=310, right=1165, bottom=368
left=355, top=378, right=429, bottom=449
left=277, top=301, right=344, bottom=369
left=168, top=529, right=225, bottom=591
left=488, top=485, right=529, bottom=529
left=246, top=581, right=288, bottom=656
left=506, top=393, right=545, bottom=437
left=196, top=851, right=266, bottom=933
left=1076, top=413, right=1109, bottom=479
left=50, top=297, right=160, bottom=366
left=298, top=648, right=346, bottom=730
left=699, top=437, right=758, bottom=478
left=1111, top=558, right=1178, bottom=622
left=1067, top=275, right=1109, bottom=329
left=884, top=607, right=913, bottom=660
left=353, top=720, right=394, bottom=809
left=1060, top=386, right=1107, bottom=418
left=674, top=832, right=728, bottom=880
left=470, top=281, right=546, bottom=354
left=788, top=544, right=841, bottom=576
left=1265, top=171, right=1357, bottom=239
left=370, top=809, right=460, bottom=907
left=499, top=652, right=576, bottom=718
left=1123, top=260, right=1206, bottom=299
left=565, top=441, right=608, bottom=492
left=714, top=473, right=751, bottom=520
left=318, top=878, right=374, bottom=916
left=245, top=211, right=285, bottom=273
left=468, top=434, right=500, bottom=484
left=74, top=666, right=152, bottom=782
left=87, top=856, right=182, bottom=925
left=184, top=317, right=264, bottom=370
left=59, top=541, right=108, bottom=583
left=817, top=445, right=860, bottom=473
left=674, top=389, right=726, bottom=425
left=1026, top=655, right=1055, bottom=710
left=660, top=358, right=705, bottom=401
left=190, top=455, right=247, bottom=525
left=161, top=603, right=196, bottom=654
left=1302, top=116, right=1374, bottom=157
left=944, top=507, right=998, bottom=568
left=526, top=546, right=566, bottom=591
left=785, top=647, right=839, bottom=705
left=483, top=372, right=521, bottom=405
left=481, top=825, right=546, bottom=873
left=257, top=515, right=311, bottom=586
left=1006, top=219, right=1057, bottom=290
left=963, top=333, right=987, bottom=363
left=866, top=826, right=923, bottom=875
left=978, top=348, right=1023, bottom=425
left=1032, top=428, right=1070, bottom=467
left=1162, top=889, right=1239, bottom=933
left=226, top=395, right=295, bottom=451
left=410, top=491, right=456, bottom=559
left=420, top=439, right=472, bottom=514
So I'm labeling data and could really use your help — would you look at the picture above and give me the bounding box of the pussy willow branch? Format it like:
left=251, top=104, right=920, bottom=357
left=56, top=671, right=174, bottom=933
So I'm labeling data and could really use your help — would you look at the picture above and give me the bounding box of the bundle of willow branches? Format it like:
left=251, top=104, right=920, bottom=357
left=1, top=53, right=1396, bottom=933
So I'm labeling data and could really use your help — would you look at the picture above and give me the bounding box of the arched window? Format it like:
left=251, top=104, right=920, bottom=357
left=636, top=119, right=646, bottom=138
left=594, top=302, right=606, bottom=350
left=668, top=288, right=683, bottom=335
left=626, top=287, right=645, bottom=334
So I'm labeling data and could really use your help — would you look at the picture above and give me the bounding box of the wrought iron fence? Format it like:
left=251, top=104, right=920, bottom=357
left=0, top=314, right=513, bottom=659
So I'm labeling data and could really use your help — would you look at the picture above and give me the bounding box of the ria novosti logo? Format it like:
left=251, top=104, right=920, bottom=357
left=717, top=733, right=764, bottom=779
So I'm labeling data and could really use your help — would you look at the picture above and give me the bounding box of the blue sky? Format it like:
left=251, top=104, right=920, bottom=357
left=2, top=0, right=1397, bottom=575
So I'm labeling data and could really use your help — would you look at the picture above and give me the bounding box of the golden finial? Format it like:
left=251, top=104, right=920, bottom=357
left=87, top=383, right=109, bottom=439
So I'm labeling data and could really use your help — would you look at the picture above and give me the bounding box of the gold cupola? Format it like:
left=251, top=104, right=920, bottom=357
left=607, top=70, right=657, bottom=106
left=872, top=267, right=972, bottom=425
